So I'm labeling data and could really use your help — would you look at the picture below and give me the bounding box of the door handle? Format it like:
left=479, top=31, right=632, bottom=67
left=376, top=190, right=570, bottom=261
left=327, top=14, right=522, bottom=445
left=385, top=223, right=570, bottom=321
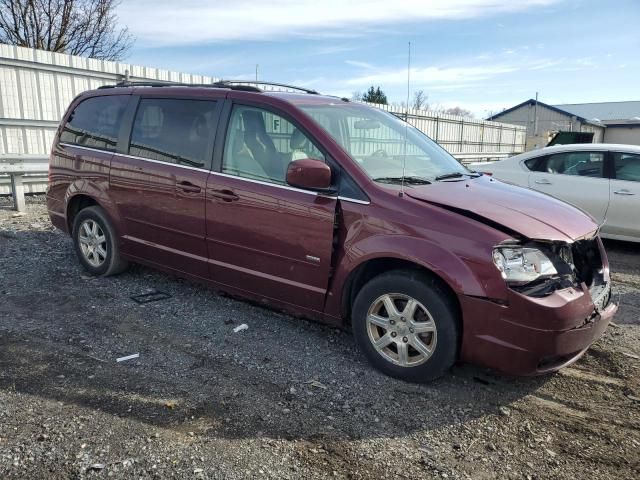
left=177, top=181, right=201, bottom=193
left=209, top=189, right=239, bottom=202
left=613, top=189, right=635, bottom=196
left=535, top=179, right=552, bottom=185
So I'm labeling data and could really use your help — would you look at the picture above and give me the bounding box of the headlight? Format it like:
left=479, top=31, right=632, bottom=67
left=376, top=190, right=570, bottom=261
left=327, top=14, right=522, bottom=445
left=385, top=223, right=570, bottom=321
left=492, top=246, right=558, bottom=285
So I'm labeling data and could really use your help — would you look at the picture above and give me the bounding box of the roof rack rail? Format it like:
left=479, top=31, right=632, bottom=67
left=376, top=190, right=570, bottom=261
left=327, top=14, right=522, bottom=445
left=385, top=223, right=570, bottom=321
left=98, top=80, right=262, bottom=92
left=215, top=80, right=319, bottom=95
left=97, top=80, right=319, bottom=95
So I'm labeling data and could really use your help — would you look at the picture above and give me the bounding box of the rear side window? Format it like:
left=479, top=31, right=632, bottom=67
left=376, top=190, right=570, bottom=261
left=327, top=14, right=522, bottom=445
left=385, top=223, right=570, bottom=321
left=529, top=151, right=605, bottom=177
left=613, top=152, right=640, bottom=182
left=524, top=157, right=543, bottom=170
left=60, top=96, right=128, bottom=152
left=129, top=99, right=217, bottom=168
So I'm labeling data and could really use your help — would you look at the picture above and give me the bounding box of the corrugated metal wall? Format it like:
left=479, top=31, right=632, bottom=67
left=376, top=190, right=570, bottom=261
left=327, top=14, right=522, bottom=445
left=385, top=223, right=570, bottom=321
left=0, top=43, right=218, bottom=157
left=365, top=103, right=526, bottom=155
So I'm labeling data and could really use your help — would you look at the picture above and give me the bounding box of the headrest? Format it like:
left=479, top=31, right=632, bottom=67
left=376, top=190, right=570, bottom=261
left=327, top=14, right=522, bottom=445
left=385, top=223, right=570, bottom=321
left=192, top=114, right=208, bottom=138
left=290, top=129, right=308, bottom=150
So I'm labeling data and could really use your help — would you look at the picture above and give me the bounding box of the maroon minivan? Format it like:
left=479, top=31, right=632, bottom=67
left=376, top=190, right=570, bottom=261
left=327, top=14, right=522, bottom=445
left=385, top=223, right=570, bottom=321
left=47, top=81, right=617, bottom=382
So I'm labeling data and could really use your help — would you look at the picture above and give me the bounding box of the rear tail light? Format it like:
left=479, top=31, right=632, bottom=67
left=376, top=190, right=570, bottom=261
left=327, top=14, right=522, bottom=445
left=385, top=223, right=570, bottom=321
left=481, top=171, right=492, bottom=176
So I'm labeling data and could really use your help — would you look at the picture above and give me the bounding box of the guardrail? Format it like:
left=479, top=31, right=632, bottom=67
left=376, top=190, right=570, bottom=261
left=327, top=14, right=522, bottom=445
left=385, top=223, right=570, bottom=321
left=0, top=154, right=49, bottom=211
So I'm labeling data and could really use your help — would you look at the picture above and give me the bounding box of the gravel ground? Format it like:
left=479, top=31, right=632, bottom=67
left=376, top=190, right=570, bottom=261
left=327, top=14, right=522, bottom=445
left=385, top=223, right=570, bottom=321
left=0, top=196, right=639, bottom=479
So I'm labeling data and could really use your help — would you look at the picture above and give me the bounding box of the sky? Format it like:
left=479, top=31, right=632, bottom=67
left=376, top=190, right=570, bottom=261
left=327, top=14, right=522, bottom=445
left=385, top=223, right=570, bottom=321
left=119, top=0, right=640, bottom=118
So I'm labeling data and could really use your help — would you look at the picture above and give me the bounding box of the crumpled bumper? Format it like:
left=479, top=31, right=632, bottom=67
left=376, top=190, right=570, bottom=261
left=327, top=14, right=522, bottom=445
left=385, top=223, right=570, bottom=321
left=458, top=284, right=617, bottom=375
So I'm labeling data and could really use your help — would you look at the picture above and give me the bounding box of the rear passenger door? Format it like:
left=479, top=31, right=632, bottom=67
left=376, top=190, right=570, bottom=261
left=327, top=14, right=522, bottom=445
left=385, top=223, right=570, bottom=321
left=527, top=151, right=610, bottom=223
left=110, top=96, right=222, bottom=278
left=606, top=152, right=640, bottom=240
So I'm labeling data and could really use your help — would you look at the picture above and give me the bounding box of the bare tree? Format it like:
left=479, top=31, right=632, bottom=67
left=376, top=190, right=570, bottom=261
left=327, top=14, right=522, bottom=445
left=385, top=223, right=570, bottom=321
left=442, top=106, right=473, bottom=118
left=0, top=0, right=133, bottom=60
left=412, top=90, right=428, bottom=110
left=351, top=90, right=362, bottom=101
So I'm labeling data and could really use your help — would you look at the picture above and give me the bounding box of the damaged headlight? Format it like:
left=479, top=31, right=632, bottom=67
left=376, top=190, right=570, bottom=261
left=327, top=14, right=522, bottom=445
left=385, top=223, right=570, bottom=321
left=492, top=246, right=558, bottom=286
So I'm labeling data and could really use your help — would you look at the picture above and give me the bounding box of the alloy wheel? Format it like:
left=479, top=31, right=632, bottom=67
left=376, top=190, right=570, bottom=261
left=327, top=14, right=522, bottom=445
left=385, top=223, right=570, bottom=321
left=366, top=293, right=437, bottom=367
left=78, top=219, right=107, bottom=268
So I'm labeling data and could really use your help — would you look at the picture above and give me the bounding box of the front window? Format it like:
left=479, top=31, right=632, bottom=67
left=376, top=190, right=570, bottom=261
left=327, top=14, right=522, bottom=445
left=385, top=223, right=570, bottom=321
left=613, top=152, right=640, bottom=182
left=299, top=103, right=468, bottom=183
left=222, top=105, right=325, bottom=185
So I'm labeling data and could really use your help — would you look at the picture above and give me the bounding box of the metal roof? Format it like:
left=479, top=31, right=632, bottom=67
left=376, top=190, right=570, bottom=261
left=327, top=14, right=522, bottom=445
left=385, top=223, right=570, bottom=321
left=488, top=99, right=640, bottom=126
left=487, top=99, right=602, bottom=126
left=553, top=101, right=640, bottom=122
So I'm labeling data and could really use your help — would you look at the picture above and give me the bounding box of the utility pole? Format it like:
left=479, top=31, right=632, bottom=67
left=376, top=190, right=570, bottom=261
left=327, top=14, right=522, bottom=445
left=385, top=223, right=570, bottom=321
left=534, top=91, right=539, bottom=136
left=255, top=64, right=259, bottom=81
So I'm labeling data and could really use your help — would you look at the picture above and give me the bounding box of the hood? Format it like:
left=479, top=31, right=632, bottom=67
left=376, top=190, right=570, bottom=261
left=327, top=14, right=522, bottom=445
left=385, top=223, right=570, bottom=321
left=405, top=176, right=598, bottom=242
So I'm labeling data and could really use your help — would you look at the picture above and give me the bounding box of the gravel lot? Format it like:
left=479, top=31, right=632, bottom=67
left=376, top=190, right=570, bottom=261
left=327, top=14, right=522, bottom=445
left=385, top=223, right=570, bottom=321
left=1, top=196, right=639, bottom=479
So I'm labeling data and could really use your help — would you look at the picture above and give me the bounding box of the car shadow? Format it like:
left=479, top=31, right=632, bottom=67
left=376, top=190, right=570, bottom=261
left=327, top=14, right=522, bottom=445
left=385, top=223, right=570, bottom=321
left=0, top=229, right=549, bottom=442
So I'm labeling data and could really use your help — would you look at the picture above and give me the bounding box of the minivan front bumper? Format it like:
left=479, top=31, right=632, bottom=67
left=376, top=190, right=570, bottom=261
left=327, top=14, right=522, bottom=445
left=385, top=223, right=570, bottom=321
left=459, top=285, right=617, bottom=375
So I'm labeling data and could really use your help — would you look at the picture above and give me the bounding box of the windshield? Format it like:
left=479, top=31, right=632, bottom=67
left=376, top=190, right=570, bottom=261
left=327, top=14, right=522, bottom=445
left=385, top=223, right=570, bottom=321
left=298, top=103, right=469, bottom=182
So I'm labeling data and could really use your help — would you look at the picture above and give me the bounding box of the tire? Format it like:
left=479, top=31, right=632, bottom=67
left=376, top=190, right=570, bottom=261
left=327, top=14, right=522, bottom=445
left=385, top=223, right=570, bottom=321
left=72, top=206, right=128, bottom=276
left=352, top=270, right=459, bottom=383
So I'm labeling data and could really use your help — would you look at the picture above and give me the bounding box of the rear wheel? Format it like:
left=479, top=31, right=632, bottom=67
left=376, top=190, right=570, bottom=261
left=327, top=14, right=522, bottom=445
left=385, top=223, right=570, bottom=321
left=352, top=270, right=459, bottom=382
left=72, top=206, right=128, bottom=276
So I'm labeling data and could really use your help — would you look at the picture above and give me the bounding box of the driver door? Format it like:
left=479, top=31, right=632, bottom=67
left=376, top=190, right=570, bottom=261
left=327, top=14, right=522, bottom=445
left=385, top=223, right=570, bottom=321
left=205, top=102, right=337, bottom=313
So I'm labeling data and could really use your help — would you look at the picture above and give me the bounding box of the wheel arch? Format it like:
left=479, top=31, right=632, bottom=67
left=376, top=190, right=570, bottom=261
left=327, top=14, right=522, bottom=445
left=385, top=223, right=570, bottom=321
left=66, top=194, right=101, bottom=232
left=340, top=256, right=462, bottom=328
left=63, top=178, right=123, bottom=237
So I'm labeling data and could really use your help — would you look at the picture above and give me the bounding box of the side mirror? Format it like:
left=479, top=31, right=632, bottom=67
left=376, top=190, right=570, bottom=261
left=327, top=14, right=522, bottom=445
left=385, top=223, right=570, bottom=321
left=286, top=158, right=333, bottom=192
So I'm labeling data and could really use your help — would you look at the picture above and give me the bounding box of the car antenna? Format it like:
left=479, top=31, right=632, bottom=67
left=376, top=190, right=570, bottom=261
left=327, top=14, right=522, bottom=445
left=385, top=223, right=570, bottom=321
left=400, top=41, right=411, bottom=198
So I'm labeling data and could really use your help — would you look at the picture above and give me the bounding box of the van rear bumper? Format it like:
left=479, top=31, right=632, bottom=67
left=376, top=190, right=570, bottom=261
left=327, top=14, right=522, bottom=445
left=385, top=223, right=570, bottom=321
left=459, top=287, right=617, bottom=375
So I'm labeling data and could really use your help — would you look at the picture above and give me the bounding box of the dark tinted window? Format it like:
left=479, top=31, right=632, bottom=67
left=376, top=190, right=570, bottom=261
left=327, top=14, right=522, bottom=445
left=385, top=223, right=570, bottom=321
left=130, top=99, right=217, bottom=168
left=613, top=152, right=640, bottom=182
left=60, top=95, right=128, bottom=151
left=524, top=157, right=542, bottom=170
left=530, top=151, right=605, bottom=177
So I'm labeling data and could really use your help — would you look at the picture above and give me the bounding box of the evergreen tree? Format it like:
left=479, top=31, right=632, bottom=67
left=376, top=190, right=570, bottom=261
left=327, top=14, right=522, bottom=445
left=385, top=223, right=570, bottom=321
left=362, top=86, right=388, bottom=105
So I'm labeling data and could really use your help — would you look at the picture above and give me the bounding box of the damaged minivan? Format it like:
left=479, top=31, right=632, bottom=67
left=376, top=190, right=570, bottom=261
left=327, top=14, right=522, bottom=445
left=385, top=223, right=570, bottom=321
left=47, top=81, right=618, bottom=382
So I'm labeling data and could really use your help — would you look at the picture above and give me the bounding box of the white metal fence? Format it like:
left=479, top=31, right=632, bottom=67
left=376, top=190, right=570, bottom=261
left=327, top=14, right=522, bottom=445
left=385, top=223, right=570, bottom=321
left=365, top=103, right=526, bottom=155
left=0, top=43, right=525, bottom=196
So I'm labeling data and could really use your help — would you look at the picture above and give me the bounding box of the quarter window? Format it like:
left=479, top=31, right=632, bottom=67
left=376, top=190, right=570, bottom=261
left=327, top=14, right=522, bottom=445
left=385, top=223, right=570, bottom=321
left=531, top=152, right=605, bottom=178
left=60, top=95, right=128, bottom=151
left=613, top=152, right=640, bottom=182
left=222, top=105, right=325, bottom=184
left=129, top=99, right=217, bottom=168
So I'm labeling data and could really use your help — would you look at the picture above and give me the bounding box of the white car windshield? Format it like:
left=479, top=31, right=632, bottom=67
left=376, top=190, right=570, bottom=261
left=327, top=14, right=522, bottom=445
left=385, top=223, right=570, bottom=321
left=299, top=103, right=470, bottom=183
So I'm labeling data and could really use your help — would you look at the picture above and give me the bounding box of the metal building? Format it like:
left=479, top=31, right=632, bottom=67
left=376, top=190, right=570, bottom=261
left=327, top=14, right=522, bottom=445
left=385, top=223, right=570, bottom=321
left=488, top=99, right=640, bottom=150
left=487, top=99, right=605, bottom=150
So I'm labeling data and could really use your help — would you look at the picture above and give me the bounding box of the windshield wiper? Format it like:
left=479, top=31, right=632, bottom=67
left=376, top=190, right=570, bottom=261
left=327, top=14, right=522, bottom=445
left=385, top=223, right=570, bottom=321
left=373, top=176, right=432, bottom=185
left=434, top=171, right=480, bottom=181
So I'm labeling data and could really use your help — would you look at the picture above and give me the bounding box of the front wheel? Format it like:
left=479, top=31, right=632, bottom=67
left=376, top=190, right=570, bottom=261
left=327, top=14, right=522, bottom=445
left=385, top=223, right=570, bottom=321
left=352, top=270, right=460, bottom=383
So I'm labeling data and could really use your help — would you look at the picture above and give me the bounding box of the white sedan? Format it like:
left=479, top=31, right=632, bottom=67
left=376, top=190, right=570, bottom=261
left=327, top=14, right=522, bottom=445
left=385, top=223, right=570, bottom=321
left=469, top=144, right=640, bottom=242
